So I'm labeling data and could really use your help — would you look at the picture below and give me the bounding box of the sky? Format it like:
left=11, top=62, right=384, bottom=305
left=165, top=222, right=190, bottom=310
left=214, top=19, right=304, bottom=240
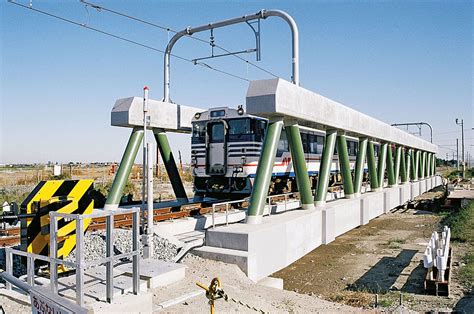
left=1, top=0, right=472, bottom=165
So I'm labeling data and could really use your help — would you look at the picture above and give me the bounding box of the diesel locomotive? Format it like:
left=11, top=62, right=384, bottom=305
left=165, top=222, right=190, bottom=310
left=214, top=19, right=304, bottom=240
left=191, top=107, right=378, bottom=198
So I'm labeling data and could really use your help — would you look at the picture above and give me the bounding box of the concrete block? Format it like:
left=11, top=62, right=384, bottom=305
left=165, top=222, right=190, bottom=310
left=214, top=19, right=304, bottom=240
left=360, top=197, right=370, bottom=225
left=384, top=188, right=400, bottom=213
left=116, top=259, right=185, bottom=289
left=361, top=192, right=384, bottom=220
left=258, top=277, right=283, bottom=290
left=411, top=181, right=420, bottom=199
left=330, top=199, right=360, bottom=237
left=322, top=207, right=335, bottom=244
left=88, top=292, right=153, bottom=314
left=419, top=180, right=427, bottom=194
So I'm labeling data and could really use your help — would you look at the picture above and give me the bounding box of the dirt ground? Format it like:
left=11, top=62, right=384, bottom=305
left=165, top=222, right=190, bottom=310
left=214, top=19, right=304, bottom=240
left=274, top=192, right=473, bottom=312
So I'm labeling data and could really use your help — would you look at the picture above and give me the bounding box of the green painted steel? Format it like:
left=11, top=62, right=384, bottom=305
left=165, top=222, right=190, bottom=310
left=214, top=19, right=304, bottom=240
left=400, top=147, right=408, bottom=183
left=106, top=128, right=144, bottom=207
left=386, top=144, right=396, bottom=186
left=247, top=120, right=283, bottom=219
left=354, top=138, right=368, bottom=195
left=377, top=143, right=388, bottom=189
left=413, top=150, right=420, bottom=181
left=420, top=151, right=426, bottom=179
left=315, top=131, right=337, bottom=204
left=367, top=141, right=379, bottom=189
left=426, top=153, right=431, bottom=177
left=286, top=123, right=313, bottom=206
left=432, top=154, right=436, bottom=175
left=153, top=129, right=188, bottom=201
left=394, top=146, right=402, bottom=185
left=336, top=134, right=354, bottom=198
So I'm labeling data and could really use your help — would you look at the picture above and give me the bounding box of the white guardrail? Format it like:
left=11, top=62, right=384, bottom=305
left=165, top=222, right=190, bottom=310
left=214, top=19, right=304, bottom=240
left=423, top=225, right=451, bottom=281
left=210, top=192, right=300, bottom=229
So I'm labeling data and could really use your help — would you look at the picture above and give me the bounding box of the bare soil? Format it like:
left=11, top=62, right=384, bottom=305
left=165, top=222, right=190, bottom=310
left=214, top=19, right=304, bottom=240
left=274, top=201, right=472, bottom=312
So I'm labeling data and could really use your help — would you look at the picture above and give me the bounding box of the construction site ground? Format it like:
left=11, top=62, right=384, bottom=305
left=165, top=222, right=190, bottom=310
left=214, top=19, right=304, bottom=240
left=274, top=188, right=474, bottom=312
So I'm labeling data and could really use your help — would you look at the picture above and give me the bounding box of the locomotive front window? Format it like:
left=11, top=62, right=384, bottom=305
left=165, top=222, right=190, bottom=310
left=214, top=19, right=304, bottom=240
left=228, top=118, right=251, bottom=135
left=192, top=122, right=206, bottom=144
left=210, top=123, right=225, bottom=143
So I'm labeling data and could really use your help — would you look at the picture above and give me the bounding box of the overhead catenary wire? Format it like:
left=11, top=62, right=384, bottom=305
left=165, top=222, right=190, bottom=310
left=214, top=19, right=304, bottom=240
left=8, top=0, right=250, bottom=82
left=80, top=0, right=279, bottom=78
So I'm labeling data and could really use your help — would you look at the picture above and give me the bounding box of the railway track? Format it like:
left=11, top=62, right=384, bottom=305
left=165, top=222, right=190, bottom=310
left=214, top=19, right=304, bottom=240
left=0, top=200, right=249, bottom=247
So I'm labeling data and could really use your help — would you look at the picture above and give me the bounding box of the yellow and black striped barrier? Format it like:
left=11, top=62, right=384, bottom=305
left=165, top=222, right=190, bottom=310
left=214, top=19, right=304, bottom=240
left=20, top=180, right=94, bottom=268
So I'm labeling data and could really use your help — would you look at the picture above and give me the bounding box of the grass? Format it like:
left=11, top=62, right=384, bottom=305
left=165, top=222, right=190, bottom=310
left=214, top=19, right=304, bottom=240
left=441, top=200, right=474, bottom=289
left=386, top=238, right=407, bottom=249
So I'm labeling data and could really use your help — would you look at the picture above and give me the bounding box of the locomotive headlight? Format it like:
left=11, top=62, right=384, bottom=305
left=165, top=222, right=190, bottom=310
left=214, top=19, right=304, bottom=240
left=194, top=112, right=201, bottom=119
left=237, top=105, right=244, bottom=115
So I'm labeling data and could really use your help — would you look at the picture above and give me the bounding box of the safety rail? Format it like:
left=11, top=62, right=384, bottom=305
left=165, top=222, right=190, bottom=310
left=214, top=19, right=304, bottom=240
left=266, top=192, right=299, bottom=216
left=211, top=198, right=249, bottom=229
left=4, top=208, right=140, bottom=307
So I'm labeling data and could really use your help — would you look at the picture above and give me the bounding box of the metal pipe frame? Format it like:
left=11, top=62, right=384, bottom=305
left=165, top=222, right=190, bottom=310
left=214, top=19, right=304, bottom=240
left=413, top=150, right=420, bottom=181
left=432, top=153, right=436, bottom=175
left=285, top=122, right=314, bottom=208
left=315, top=130, right=337, bottom=206
left=367, top=140, right=379, bottom=190
left=426, top=153, right=432, bottom=177
left=353, top=138, right=368, bottom=197
left=391, top=122, right=433, bottom=143
left=386, top=144, right=396, bottom=187
left=394, top=145, right=402, bottom=185
left=400, top=147, right=408, bottom=184
left=246, top=119, right=283, bottom=224
left=336, top=134, right=355, bottom=198
left=420, top=151, right=426, bottom=179
left=377, top=143, right=388, bottom=191
left=153, top=128, right=188, bottom=202
left=164, top=9, right=299, bottom=102
left=105, top=128, right=144, bottom=210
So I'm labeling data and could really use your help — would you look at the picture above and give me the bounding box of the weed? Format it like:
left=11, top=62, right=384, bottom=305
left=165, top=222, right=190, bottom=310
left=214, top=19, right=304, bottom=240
left=386, top=238, right=406, bottom=249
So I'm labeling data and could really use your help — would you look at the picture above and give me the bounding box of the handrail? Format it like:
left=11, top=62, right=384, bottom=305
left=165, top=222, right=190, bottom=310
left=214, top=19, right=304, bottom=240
left=211, top=198, right=249, bottom=229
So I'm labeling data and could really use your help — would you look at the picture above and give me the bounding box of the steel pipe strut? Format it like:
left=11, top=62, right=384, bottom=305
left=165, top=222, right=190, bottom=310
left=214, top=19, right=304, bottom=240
left=394, top=146, right=402, bottom=185
left=247, top=119, right=283, bottom=224
left=164, top=9, right=299, bottom=102
left=336, top=134, right=354, bottom=198
left=367, top=141, right=379, bottom=190
left=353, top=138, right=368, bottom=196
left=315, top=130, right=337, bottom=205
left=400, top=147, right=408, bottom=184
left=387, top=144, right=396, bottom=187
left=105, top=128, right=144, bottom=210
left=285, top=122, right=314, bottom=208
left=153, top=129, right=188, bottom=202
left=377, top=143, right=388, bottom=190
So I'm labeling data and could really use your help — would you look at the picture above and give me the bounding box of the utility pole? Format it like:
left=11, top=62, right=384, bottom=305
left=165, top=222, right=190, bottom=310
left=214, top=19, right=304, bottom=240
left=456, top=138, right=459, bottom=170
left=455, top=118, right=465, bottom=177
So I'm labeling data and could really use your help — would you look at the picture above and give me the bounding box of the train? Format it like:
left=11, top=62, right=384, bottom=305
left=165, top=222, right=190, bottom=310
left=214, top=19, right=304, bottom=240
left=191, top=107, right=380, bottom=198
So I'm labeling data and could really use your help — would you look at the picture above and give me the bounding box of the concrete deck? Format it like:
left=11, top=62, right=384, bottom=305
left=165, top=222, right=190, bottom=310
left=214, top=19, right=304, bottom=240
left=194, top=176, right=443, bottom=281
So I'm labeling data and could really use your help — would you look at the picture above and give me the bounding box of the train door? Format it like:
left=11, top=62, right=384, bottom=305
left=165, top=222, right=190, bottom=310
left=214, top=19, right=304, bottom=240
left=206, top=121, right=227, bottom=175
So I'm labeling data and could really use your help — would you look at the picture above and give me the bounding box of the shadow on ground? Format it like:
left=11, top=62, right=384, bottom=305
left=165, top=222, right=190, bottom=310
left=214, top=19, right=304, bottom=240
left=454, top=290, right=474, bottom=313
left=348, top=249, right=418, bottom=293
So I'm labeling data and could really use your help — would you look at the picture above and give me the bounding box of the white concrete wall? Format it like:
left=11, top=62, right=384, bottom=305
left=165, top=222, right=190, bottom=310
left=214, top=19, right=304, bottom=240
left=197, top=177, right=441, bottom=281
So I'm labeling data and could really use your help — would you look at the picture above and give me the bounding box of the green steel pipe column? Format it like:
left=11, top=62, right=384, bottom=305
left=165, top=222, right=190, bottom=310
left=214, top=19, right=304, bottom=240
left=386, top=144, right=396, bottom=187
left=353, top=138, right=368, bottom=197
left=315, top=130, right=337, bottom=207
left=153, top=129, right=188, bottom=202
left=285, top=122, right=314, bottom=209
left=426, top=153, right=432, bottom=177
left=400, top=147, right=408, bottom=184
left=377, top=143, right=388, bottom=191
left=367, top=141, right=379, bottom=191
left=247, top=119, right=283, bottom=224
left=337, top=134, right=355, bottom=198
left=412, top=150, right=419, bottom=181
left=105, top=128, right=144, bottom=210
left=420, top=151, right=426, bottom=179
left=432, top=154, right=436, bottom=176
left=393, top=146, right=402, bottom=186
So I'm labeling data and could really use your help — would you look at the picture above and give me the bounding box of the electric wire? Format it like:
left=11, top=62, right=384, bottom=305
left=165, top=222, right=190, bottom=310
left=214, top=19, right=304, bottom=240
left=8, top=0, right=250, bottom=82
left=80, top=0, right=279, bottom=78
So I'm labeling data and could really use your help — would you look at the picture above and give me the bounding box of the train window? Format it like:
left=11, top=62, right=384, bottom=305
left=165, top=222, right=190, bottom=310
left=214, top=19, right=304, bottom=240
left=316, top=136, right=324, bottom=154
left=253, top=119, right=267, bottom=142
left=302, top=133, right=309, bottom=153
left=192, top=122, right=206, bottom=144
left=228, top=118, right=251, bottom=135
left=210, top=110, right=226, bottom=118
left=374, top=145, right=380, bottom=157
left=277, top=130, right=289, bottom=157
left=348, top=141, right=358, bottom=156
left=308, top=134, right=318, bottom=154
left=209, top=123, right=225, bottom=143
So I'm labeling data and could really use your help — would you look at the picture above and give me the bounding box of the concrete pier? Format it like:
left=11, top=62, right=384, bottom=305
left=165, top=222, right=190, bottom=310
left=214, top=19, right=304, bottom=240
left=194, top=176, right=443, bottom=281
